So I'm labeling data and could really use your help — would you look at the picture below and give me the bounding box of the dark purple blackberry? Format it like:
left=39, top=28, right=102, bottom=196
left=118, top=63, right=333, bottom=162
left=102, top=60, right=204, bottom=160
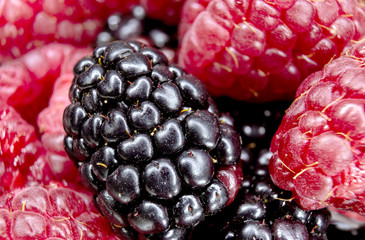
left=96, top=5, right=178, bottom=61
left=63, top=40, right=242, bottom=239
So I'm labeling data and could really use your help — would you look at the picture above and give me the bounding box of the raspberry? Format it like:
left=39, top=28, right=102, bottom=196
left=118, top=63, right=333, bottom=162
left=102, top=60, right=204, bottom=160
left=178, top=0, right=365, bottom=102
left=63, top=40, right=242, bottom=237
left=0, top=43, right=91, bottom=128
left=37, top=74, right=81, bottom=181
left=0, top=103, right=50, bottom=194
left=0, top=0, right=138, bottom=63
left=0, top=182, right=121, bottom=240
left=0, top=43, right=92, bottom=182
left=269, top=40, right=365, bottom=216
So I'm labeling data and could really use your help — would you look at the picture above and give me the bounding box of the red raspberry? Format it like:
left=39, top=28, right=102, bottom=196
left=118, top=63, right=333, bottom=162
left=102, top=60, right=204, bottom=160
left=37, top=73, right=80, bottom=181
left=0, top=43, right=92, bottom=183
left=0, top=182, right=121, bottom=240
left=178, top=0, right=365, bottom=102
left=0, top=103, right=51, bottom=194
left=0, top=43, right=91, bottom=127
left=0, top=0, right=138, bottom=63
left=269, top=40, right=365, bottom=216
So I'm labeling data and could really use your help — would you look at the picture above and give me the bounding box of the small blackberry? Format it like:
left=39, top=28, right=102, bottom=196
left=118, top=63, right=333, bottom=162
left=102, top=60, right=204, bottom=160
left=63, top=40, right=242, bottom=239
left=96, top=6, right=178, bottom=58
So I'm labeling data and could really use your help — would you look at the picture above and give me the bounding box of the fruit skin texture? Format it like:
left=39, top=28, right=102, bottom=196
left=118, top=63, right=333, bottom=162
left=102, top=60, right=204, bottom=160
left=178, top=0, right=365, bottom=102
left=0, top=0, right=138, bottom=63
left=269, top=40, right=365, bottom=216
left=0, top=182, right=121, bottom=240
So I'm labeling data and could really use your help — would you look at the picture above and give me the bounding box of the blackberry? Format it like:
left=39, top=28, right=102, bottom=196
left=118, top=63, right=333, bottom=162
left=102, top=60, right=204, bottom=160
left=63, top=40, right=242, bottom=239
left=96, top=6, right=178, bottom=60
left=190, top=99, right=331, bottom=240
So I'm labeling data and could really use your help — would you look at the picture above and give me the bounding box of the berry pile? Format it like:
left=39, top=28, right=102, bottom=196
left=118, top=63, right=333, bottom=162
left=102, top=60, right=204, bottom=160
left=1, top=0, right=365, bottom=239
left=63, top=40, right=242, bottom=238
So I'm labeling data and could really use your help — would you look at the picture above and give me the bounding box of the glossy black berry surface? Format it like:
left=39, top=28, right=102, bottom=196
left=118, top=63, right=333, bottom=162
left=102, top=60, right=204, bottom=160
left=63, top=40, right=242, bottom=239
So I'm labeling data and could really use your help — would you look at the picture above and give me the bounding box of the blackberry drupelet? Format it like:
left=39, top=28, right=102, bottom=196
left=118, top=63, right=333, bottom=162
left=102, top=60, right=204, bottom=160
left=63, top=40, right=242, bottom=239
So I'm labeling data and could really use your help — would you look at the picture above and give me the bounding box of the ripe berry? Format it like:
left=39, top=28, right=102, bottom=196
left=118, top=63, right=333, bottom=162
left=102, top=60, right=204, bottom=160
left=0, top=0, right=138, bottom=62
left=269, top=40, right=365, bottom=216
left=178, top=0, right=365, bottom=102
left=63, top=40, right=242, bottom=238
left=0, top=182, right=121, bottom=239
left=0, top=103, right=48, bottom=193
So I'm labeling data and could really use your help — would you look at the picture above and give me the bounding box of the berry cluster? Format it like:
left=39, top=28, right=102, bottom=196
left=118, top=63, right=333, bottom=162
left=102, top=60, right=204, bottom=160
left=1, top=0, right=365, bottom=239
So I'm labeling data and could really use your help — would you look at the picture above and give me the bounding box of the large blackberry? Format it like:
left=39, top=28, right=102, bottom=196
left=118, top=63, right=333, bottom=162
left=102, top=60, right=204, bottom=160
left=63, top=40, right=242, bottom=239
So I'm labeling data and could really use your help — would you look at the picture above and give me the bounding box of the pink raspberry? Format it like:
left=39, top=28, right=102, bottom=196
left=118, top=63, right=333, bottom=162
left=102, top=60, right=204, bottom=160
left=269, top=40, right=365, bottom=216
left=178, top=0, right=365, bottom=102
left=37, top=73, right=79, bottom=181
left=0, top=0, right=138, bottom=63
left=0, top=43, right=91, bottom=126
left=0, top=43, right=92, bottom=182
left=0, top=182, right=121, bottom=239
left=0, top=103, right=51, bottom=194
